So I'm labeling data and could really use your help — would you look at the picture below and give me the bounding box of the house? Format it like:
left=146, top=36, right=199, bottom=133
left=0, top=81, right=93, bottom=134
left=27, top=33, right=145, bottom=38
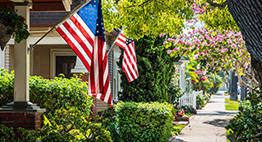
left=2, top=0, right=122, bottom=114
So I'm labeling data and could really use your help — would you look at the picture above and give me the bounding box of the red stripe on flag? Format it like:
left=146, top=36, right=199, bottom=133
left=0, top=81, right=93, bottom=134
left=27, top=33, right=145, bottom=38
left=127, top=44, right=139, bottom=76
left=98, top=37, right=104, bottom=93
left=62, top=22, right=92, bottom=61
left=123, top=58, right=136, bottom=81
left=56, top=27, right=90, bottom=71
left=70, top=15, right=94, bottom=47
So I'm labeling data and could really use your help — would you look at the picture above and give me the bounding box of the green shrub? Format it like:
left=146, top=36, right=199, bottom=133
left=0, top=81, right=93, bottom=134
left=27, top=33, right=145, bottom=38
left=95, top=106, right=116, bottom=129
left=171, top=124, right=185, bottom=136
left=39, top=108, right=112, bottom=142
left=0, top=124, right=37, bottom=142
left=0, top=69, right=93, bottom=117
left=226, top=88, right=262, bottom=142
left=0, top=69, right=110, bottom=141
left=0, top=108, right=112, bottom=142
left=115, top=101, right=174, bottom=142
left=118, top=36, right=180, bottom=102
left=196, top=95, right=205, bottom=109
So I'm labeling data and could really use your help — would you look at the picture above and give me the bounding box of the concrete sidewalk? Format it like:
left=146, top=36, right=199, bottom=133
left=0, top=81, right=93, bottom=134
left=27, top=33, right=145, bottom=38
left=173, top=91, right=238, bottom=142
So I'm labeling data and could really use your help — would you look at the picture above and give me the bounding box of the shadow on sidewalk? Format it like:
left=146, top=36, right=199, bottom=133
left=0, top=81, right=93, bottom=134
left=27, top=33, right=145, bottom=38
left=203, top=119, right=228, bottom=128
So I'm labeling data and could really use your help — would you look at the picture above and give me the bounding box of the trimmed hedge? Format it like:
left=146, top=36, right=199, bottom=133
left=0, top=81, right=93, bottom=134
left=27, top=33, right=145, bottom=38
left=115, top=101, right=174, bottom=142
left=0, top=69, right=93, bottom=117
left=0, top=69, right=112, bottom=141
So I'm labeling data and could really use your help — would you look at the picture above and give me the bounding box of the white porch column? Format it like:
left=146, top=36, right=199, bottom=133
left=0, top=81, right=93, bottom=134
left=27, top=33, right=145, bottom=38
left=14, top=4, right=30, bottom=102
left=0, top=48, right=4, bottom=69
left=71, top=57, right=88, bottom=73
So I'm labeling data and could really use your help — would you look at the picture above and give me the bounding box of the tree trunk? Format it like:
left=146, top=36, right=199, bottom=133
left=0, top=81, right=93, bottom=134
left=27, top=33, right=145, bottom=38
left=240, top=76, right=246, bottom=101
left=227, top=0, right=262, bottom=89
left=229, top=71, right=238, bottom=100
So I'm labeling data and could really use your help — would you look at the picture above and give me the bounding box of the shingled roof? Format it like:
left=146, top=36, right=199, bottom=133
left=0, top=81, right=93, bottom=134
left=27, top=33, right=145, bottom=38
left=30, top=0, right=83, bottom=26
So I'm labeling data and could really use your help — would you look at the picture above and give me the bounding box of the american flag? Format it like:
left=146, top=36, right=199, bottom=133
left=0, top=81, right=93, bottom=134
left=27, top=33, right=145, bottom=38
left=121, top=38, right=139, bottom=82
left=114, top=33, right=126, bottom=49
left=56, top=0, right=112, bottom=106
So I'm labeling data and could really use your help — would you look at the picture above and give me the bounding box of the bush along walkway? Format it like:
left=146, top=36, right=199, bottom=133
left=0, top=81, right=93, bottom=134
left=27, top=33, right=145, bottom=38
left=173, top=91, right=238, bottom=142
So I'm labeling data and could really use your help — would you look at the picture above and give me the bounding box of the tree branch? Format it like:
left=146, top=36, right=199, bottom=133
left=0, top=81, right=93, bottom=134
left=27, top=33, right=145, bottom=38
left=207, top=0, right=227, bottom=8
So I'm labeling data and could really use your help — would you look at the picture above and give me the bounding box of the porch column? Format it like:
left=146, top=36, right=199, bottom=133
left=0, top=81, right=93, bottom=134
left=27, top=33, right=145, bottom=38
left=14, top=4, right=30, bottom=102
left=0, top=2, right=45, bottom=131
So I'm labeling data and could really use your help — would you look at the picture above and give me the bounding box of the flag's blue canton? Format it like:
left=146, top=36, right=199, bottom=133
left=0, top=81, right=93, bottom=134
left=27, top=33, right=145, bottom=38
left=95, top=0, right=105, bottom=41
left=77, top=0, right=99, bottom=35
left=126, top=38, right=134, bottom=44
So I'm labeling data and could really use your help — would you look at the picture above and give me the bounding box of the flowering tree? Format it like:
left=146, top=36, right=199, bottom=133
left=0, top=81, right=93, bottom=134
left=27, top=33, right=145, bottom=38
left=163, top=26, right=257, bottom=90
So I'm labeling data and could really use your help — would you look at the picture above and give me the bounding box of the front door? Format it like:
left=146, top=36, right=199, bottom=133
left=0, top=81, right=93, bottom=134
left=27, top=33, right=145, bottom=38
left=56, top=56, right=76, bottom=78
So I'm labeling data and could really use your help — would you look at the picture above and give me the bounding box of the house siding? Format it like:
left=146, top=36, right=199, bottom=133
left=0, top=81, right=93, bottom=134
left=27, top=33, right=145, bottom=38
left=5, top=46, right=15, bottom=71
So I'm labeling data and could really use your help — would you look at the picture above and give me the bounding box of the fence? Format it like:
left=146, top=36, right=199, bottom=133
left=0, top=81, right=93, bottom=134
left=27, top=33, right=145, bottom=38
left=178, top=91, right=203, bottom=109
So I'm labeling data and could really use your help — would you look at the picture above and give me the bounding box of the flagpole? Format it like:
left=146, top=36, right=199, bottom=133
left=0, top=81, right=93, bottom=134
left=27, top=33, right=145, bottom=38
left=29, top=0, right=90, bottom=50
left=107, top=30, right=122, bottom=54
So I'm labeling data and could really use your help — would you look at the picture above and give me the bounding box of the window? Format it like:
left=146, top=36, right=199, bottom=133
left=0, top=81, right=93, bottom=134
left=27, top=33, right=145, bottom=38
left=55, top=56, right=76, bottom=78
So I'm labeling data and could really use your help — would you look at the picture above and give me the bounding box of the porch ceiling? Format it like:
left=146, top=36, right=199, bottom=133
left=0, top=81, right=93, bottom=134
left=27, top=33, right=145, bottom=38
left=0, top=0, right=72, bottom=11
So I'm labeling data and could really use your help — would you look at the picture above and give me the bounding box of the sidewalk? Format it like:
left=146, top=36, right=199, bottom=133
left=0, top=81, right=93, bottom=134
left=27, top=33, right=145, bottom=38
left=173, top=91, right=238, bottom=142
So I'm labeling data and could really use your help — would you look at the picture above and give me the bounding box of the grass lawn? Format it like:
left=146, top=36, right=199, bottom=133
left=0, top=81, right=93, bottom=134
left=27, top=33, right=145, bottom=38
left=225, top=98, right=240, bottom=111
left=225, top=98, right=240, bottom=104
left=172, top=124, right=185, bottom=136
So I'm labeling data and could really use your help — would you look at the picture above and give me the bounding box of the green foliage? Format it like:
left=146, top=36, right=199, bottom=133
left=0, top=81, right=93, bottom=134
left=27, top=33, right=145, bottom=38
left=95, top=106, right=116, bottom=129
left=0, top=69, right=111, bottom=141
left=207, top=73, right=223, bottom=95
left=39, top=108, right=112, bottom=142
left=119, top=36, right=179, bottom=102
left=0, top=108, right=112, bottom=142
left=168, top=85, right=184, bottom=105
left=171, top=124, right=185, bottom=136
left=0, top=124, right=37, bottom=142
left=196, top=93, right=210, bottom=109
left=0, top=7, right=30, bottom=43
left=226, top=89, right=262, bottom=141
left=0, top=69, right=93, bottom=118
left=102, top=0, right=194, bottom=39
left=196, top=0, right=239, bottom=32
left=196, top=95, right=205, bottom=109
left=114, top=101, right=174, bottom=142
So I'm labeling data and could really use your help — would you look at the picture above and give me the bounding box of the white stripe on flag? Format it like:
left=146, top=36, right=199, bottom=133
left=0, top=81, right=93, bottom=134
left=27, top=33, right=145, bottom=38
left=59, top=24, right=91, bottom=65
left=73, top=13, right=95, bottom=41
left=122, top=61, right=134, bottom=81
left=66, top=18, right=93, bottom=53
left=94, top=37, right=100, bottom=93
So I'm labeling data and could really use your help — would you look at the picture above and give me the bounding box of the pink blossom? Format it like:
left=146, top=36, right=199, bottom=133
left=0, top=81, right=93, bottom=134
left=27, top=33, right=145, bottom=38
left=160, top=33, right=166, bottom=37
left=203, top=42, right=208, bottom=46
left=163, top=41, right=168, bottom=44
left=227, top=39, right=232, bottom=44
left=231, top=44, right=237, bottom=49
left=200, top=77, right=206, bottom=81
left=173, top=48, right=179, bottom=51
left=167, top=50, right=172, bottom=54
